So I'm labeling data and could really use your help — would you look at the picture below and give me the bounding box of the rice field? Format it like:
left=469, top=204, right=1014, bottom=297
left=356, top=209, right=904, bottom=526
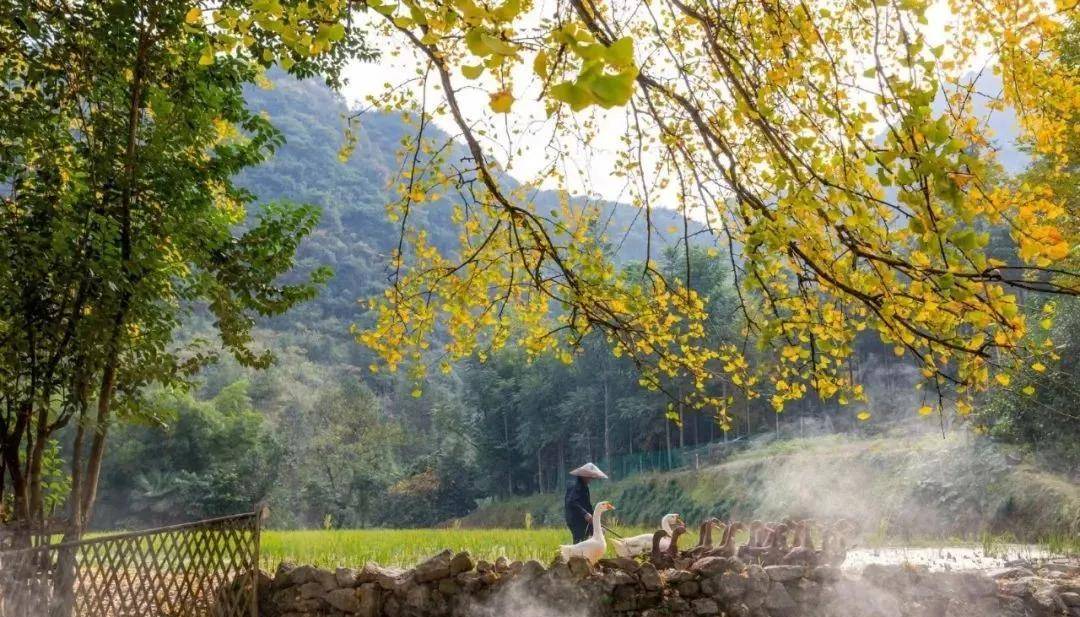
left=259, top=527, right=653, bottom=570
left=257, top=528, right=1078, bottom=571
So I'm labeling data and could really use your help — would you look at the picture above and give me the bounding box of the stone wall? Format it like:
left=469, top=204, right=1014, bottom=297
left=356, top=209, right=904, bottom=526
left=260, top=552, right=1080, bottom=617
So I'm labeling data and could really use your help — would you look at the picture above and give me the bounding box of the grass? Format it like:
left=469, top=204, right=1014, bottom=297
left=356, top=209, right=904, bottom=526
left=261, top=527, right=640, bottom=570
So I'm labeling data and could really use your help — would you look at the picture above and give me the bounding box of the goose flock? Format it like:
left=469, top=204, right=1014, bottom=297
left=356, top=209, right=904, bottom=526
left=560, top=503, right=858, bottom=570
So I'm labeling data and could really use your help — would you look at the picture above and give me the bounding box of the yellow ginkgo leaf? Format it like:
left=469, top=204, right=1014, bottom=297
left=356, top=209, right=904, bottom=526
left=185, top=6, right=202, bottom=24
left=1022, top=385, right=1035, bottom=396
left=489, top=90, right=514, bottom=113
left=411, top=388, right=423, bottom=398
left=995, top=373, right=1010, bottom=386
left=1031, top=362, right=1046, bottom=373
left=856, top=411, right=871, bottom=421
left=918, top=405, right=933, bottom=416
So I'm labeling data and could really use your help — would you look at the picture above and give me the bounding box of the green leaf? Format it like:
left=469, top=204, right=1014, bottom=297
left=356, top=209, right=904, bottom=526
left=586, top=71, right=635, bottom=107
left=605, top=37, right=635, bottom=68
left=550, top=81, right=593, bottom=111
left=461, top=64, right=484, bottom=80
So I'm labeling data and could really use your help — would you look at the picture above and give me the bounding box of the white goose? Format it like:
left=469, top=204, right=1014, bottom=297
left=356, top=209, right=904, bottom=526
left=560, top=501, right=616, bottom=564
left=611, top=512, right=684, bottom=558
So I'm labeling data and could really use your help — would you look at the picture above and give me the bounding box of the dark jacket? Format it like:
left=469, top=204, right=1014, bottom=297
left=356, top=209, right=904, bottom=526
left=564, top=477, right=593, bottom=543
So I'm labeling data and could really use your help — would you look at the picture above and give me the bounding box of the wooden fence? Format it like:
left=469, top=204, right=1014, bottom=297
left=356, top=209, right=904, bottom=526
left=0, top=509, right=265, bottom=617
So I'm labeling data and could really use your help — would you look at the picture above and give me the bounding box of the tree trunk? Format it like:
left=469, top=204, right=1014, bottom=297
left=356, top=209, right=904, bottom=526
left=79, top=354, right=118, bottom=527
left=503, top=409, right=512, bottom=495
left=664, top=418, right=672, bottom=469
left=536, top=447, right=543, bottom=493
left=557, top=440, right=565, bottom=491
left=602, top=371, right=611, bottom=466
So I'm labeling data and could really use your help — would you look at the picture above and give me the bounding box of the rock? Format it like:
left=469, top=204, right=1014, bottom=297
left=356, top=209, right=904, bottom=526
left=1045, top=563, right=1080, bottom=576
left=999, top=576, right=1039, bottom=596
left=692, top=597, right=720, bottom=615
left=677, top=580, right=701, bottom=597
left=335, top=567, right=359, bottom=588
left=567, top=556, right=592, bottom=578
left=297, top=581, right=324, bottom=599
left=438, top=578, right=461, bottom=595
left=599, top=557, right=640, bottom=573
left=746, top=565, right=770, bottom=595
left=987, top=566, right=1036, bottom=580
left=665, top=596, right=690, bottom=613
left=273, top=562, right=298, bottom=589
left=325, top=588, right=361, bottom=613
left=764, top=581, right=797, bottom=612
left=717, top=571, right=748, bottom=600
left=357, top=583, right=381, bottom=617
left=268, top=586, right=302, bottom=613
left=475, top=559, right=492, bottom=574
left=787, top=577, right=819, bottom=604
left=1062, top=592, right=1080, bottom=607
left=765, top=565, right=806, bottom=582
left=811, top=565, right=841, bottom=582
left=667, top=569, right=697, bottom=583
left=508, top=560, right=523, bottom=575
left=612, top=583, right=637, bottom=601
left=311, top=567, right=338, bottom=590
left=372, top=566, right=408, bottom=591
left=956, top=572, right=997, bottom=597
left=494, top=556, right=509, bottom=573
left=640, top=563, right=663, bottom=591
left=602, top=569, right=636, bottom=588
left=1032, top=588, right=1067, bottom=613
left=998, top=595, right=1028, bottom=617
left=449, top=551, right=474, bottom=575
left=546, top=559, right=572, bottom=581
left=405, top=584, right=430, bottom=610
left=286, top=564, right=320, bottom=587
left=691, top=557, right=729, bottom=577
left=354, top=563, right=380, bottom=585
left=728, top=602, right=752, bottom=617
left=415, top=549, right=453, bottom=583
left=520, top=559, right=545, bottom=580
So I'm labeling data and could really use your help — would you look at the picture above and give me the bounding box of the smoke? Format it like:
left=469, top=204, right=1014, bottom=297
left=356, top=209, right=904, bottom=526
left=463, top=575, right=594, bottom=617
left=728, top=427, right=1065, bottom=543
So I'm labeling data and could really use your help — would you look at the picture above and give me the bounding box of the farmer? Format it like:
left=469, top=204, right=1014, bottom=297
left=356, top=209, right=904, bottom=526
left=564, top=462, right=608, bottom=543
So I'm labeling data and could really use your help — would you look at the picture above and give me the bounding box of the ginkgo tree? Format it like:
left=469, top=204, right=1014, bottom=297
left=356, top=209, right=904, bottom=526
left=80, top=0, right=1079, bottom=434
left=342, top=0, right=1079, bottom=426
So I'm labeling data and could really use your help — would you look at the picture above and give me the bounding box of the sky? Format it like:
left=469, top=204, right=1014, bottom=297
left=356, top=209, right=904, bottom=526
left=337, top=1, right=1013, bottom=210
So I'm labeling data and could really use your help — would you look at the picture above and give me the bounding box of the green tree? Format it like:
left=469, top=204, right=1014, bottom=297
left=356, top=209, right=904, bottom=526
left=0, top=0, right=361, bottom=539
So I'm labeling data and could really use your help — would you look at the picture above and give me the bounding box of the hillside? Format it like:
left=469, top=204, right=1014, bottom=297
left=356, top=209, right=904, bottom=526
left=457, top=431, right=1080, bottom=544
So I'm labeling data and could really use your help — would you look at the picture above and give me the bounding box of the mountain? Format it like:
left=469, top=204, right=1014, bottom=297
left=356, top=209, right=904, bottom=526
left=237, top=73, right=704, bottom=322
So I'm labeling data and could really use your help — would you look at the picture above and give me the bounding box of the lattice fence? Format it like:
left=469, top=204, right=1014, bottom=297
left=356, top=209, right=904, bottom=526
left=0, top=509, right=265, bottom=617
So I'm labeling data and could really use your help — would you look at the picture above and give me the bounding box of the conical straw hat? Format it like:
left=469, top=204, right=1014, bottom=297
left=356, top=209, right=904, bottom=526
left=569, top=462, right=608, bottom=479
